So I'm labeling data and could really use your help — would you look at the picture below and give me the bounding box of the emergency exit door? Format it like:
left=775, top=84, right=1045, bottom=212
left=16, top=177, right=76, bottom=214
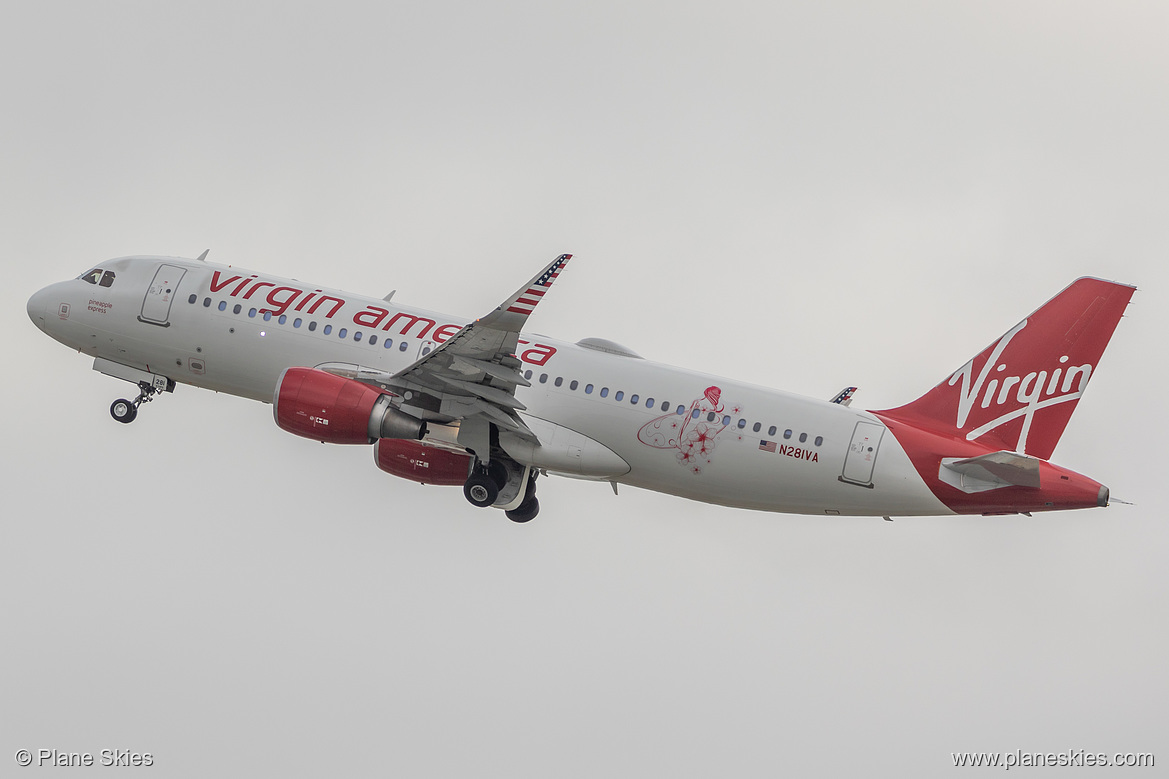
left=840, top=421, right=884, bottom=487
left=139, top=264, right=187, bottom=327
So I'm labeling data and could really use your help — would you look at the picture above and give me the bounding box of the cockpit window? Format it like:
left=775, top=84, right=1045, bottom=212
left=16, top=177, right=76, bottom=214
left=79, top=268, right=116, bottom=287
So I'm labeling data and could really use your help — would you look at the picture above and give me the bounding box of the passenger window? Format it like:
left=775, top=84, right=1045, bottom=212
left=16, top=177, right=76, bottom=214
left=814, top=436, right=823, bottom=446
left=203, top=298, right=212, bottom=307
left=752, top=422, right=761, bottom=433
left=399, top=342, right=408, bottom=352
left=585, top=384, right=594, bottom=394
left=338, top=328, right=348, bottom=338
left=540, top=374, right=548, bottom=384
left=783, top=429, right=792, bottom=439
left=279, top=315, right=287, bottom=324
left=677, top=405, right=685, bottom=415
left=218, top=301, right=227, bottom=311
left=630, top=394, right=639, bottom=404
left=308, top=321, right=317, bottom=331
left=737, top=419, right=746, bottom=429
left=188, top=294, right=197, bottom=304
left=646, top=398, right=654, bottom=408
left=707, top=412, right=716, bottom=422
left=524, top=370, right=533, bottom=380
left=369, top=335, right=377, bottom=345
left=768, top=426, right=777, bottom=437
left=722, top=415, right=731, bottom=425
left=233, top=304, right=242, bottom=314
left=99, top=271, right=115, bottom=287
left=570, top=380, right=578, bottom=390
left=600, top=387, right=609, bottom=398
left=799, top=432, right=807, bottom=443
left=692, top=409, right=700, bottom=419
left=384, top=338, right=393, bottom=348
left=615, top=391, right=624, bottom=401
left=263, top=311, right=272, bottom=321
left=554, top=377, right=563, bottom=387
left=353, top=330, right=362, bottom=342
left=323, top=324, right=332, bottom=335
left=293, top=318, right=301, bottom=327
left=248, top=308, right=257, bottom=318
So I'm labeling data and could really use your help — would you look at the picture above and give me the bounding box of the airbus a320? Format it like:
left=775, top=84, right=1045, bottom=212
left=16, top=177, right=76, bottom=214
left=27, top=253, right=1134, bottom=523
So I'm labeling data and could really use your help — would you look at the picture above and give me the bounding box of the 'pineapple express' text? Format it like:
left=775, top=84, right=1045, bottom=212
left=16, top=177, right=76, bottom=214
left=209, top=271, right=557, bottom=365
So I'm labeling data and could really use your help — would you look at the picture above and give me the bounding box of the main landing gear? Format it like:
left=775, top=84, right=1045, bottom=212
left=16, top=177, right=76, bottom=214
left=462, top=458, right=508, bottom=508
left=461, top=458, right=540, bottom=522
left=463, top=472, right=499, bottom=508
left=505, top=476, right=539, bottom=524
left=109, top=381, right=161, bottom=424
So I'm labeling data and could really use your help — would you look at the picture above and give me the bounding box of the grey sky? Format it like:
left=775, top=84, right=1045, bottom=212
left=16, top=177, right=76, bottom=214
left=3, top=2, right=1166, bottom=776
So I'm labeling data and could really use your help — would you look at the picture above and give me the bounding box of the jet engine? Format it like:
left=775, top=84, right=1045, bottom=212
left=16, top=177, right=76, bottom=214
left=374, top=439, right=473, bottom=486
left=274, top=367, right=426, bottom=445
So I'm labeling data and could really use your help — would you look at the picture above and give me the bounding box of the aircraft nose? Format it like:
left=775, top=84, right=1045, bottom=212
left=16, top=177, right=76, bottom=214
left=27, top=287, right=49, bottom=330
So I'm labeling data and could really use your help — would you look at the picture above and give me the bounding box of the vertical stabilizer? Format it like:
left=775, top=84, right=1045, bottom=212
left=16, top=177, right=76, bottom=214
left=876, top=277, right=1134, bottom=460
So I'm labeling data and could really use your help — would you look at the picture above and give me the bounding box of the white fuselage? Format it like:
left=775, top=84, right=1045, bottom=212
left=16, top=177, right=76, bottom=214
left=28, top=256, right=952, bottom=517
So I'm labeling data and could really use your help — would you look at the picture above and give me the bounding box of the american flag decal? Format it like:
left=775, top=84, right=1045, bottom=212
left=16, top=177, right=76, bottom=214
left=506, top=254, right=571, bottom=315
left=759, top=440, right=776, bottom=453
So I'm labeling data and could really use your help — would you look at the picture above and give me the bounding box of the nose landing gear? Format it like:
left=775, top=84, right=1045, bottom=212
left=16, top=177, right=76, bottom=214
left=109, top=381, right=162, bottom=424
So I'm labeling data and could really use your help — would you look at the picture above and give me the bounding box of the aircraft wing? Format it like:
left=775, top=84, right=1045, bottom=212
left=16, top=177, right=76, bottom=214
left=385, top=254, right=571, bottom=458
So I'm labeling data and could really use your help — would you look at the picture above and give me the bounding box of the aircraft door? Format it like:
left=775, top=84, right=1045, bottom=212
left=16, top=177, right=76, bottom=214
left=139, top=264, right=187, bottom=327
left=841, top=421, right=884, bottom=487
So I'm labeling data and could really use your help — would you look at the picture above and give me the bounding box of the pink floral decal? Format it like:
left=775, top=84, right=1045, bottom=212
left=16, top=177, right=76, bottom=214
left=637, top=386, right=735, bottom=475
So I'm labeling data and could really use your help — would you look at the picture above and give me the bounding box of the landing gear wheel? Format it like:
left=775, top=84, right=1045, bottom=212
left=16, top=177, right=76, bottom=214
left=463, top=474, right=499, bottom=508
left=506, top=472, right=539, bottom=523
left=505, top=496, right=540, bottom=523
left=110, top=399, right=137, bottom=424
left=108, top=380, right=166, bottom=425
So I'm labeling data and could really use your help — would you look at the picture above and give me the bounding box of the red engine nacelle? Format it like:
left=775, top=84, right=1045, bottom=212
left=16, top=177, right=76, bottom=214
left=274, top=367, right=426, bottom=445
left=374, top=439, right=473, bottom=486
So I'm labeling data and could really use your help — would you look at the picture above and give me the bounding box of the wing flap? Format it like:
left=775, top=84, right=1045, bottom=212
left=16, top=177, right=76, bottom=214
left=435, top=375, right=527, bottom=410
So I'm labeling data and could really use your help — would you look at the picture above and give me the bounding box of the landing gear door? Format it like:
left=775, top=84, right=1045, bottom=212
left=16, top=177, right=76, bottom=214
left=841, top=421, right=884, bottom=488
left=139, top=264, right=187, bottom=327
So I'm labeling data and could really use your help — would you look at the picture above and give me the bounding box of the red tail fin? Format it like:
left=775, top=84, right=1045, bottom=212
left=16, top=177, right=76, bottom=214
left=876, top=277, right=1135, bottom=460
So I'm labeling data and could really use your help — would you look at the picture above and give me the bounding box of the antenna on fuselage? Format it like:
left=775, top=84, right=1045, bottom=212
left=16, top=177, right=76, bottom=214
left=383, top=290, right=396, bottom=302
left=195, top=249, right=210, bottom=262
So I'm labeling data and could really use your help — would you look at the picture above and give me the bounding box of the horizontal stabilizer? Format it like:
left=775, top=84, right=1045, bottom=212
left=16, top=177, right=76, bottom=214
left=939, top=451, right=1041, bottom=493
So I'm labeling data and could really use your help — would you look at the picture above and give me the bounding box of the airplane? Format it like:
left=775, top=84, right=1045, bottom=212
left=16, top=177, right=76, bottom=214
left=26, top=253, right=1134, bottom=523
